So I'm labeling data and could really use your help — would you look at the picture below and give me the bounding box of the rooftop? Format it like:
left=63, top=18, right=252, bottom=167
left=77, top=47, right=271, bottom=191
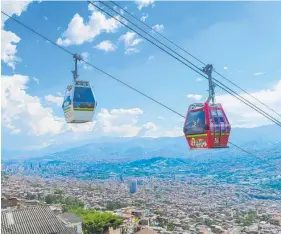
left=1, top=206, right=76, bottom=234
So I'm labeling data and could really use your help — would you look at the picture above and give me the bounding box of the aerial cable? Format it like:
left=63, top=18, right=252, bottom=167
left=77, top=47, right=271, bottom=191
left=1, top=11, right=280, bottom=171
left=92, top=1, right=281, bottom=127
left=110, top=0, right=281, bottom=119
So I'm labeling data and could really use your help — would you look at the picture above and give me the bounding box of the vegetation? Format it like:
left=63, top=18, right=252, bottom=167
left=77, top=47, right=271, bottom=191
left=69, top=208, right=123, bottom=234
left=154, top=210, right=163, bottom=216
left=1, top=171, right=8, bottom=181
left=105, top=201, right=128, bottom=211
left=236, top=210, right=257, bottom=226
left=54, top=189, right=64, bottom=195
left=167, top=222, right=175, bottom=231
left=44, top=194, right=84, bottom=208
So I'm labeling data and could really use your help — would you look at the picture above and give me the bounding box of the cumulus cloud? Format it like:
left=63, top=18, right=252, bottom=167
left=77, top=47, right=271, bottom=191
left=216, top=79, right=281, bottom=127
left=119, top=31, right=142, bottom=47
left=196, top=77, right=203, bottom=82
left=187, top=94, right=202, bottom=101
left=135, top=0, right=155, bottom=10
left=2, top=74, right=179, bottom=144
left=95, top=108, right=146, bottom=137
left=1, top=30, right=21, bottom=69
left=1, top=1, right=32, bottom=26
left=1, top=1, right=32, bottom=69
left=45, top=95, right=63, bottom=106
left=1, top=74, right=65, bottom=136
left=224, top=66, right=228, bottom=70
left=152, top=24, right=164, bottom=33
left=57, top=11, right=122, bottom=46
left=94, top=40, right=117, bottom=52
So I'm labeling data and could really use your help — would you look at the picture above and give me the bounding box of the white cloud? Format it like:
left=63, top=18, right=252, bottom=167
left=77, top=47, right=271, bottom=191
left=80, top=52, right=92, bottom=70
left=2, top=74, right=164, bottom=143
left=125, top=48, right=139, bottom=55
left=224, top=66, right=228, bottom=70
left=152, top=24, right=164, bottom=33
left=1, top=1, right=32, bottom=27
left=81, top=52, right=90, bottom=61
left=45, top=95, right=63, bottom=107
left=141, top=14, right=149, bottom=22
left=57, top=11, right=122, bottom=46
left=187, top=94, right=202, bottom=101
left=216, top=79, right=281, bottom=127
left=196, top=77, right=203, bottom=82
left=254, top=72, right=266, bottom=76
left=32, top=77, right=39, bottom=84
left=2, top=74, right=66, bottom=136
left=1, top=30, right=21, bottom=69
left=148, top=55, right=154, bottom=60
left=1, top=1, right=32, bottom=69
left=95, top=108, right=147, bottom=137
left=119, top=31, right=142, bottom=47
left=135, top=0, right=155, bottom=10
left=94, top=40, right=117, bottom=52
left=158, top=116, right=165, bottom=120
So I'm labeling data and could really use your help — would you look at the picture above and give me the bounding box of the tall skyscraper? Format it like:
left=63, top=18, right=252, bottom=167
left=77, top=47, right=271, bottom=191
left=119, top=174, right=124, bottom=183
left=129, top=179, right=137, bottom=194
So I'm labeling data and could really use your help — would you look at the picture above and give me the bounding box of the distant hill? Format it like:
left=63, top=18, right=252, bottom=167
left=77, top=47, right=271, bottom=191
left=2, top=124, right=280, bottom=162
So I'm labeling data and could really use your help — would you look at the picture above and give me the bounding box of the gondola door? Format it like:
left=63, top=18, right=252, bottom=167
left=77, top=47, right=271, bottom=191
left=210, top=108, right=221, bottom=148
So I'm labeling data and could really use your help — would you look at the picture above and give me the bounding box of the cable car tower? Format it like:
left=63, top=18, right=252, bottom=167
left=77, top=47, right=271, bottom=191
left=183, top=64, right=231, bottom=149
left=62, top=54, right=97, bottom=123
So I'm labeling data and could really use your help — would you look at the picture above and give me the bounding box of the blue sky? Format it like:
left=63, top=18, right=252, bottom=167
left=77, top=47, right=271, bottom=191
left=1, top=1, right=281, bottom=150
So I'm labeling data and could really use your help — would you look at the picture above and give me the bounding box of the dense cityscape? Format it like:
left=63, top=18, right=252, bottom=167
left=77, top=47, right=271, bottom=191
left=2, top=151, right=281, bottom=234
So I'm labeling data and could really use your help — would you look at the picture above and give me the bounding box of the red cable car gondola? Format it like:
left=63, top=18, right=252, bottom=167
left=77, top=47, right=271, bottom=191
left=183, top=64, right=231, bottom=149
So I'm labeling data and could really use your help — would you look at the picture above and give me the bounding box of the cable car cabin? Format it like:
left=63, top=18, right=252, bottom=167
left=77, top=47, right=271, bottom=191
left=183, top=103, right=231, bottom=149
left=62, top=80, right=97, bottom=123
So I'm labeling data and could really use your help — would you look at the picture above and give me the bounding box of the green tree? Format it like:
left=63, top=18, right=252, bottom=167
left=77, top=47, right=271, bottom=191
left=106, top=201, right=127, bottom=211
left=154, top=210, right=163, bottom=216
left=69, top=208, right=123, bottom=234
left=167, top=222, right=175, bottom=231
left=54, top=189, right=64, bottom=195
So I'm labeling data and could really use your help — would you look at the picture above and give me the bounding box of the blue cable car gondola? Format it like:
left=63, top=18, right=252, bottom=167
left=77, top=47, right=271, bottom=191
left=62, top=54, right=97, bottom=123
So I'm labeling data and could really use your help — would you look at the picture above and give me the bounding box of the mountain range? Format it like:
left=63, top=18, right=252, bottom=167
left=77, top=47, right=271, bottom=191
left=2, top=124, right=280, bottom=162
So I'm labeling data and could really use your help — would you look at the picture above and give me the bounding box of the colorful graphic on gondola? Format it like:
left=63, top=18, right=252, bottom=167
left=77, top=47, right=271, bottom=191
left=190, top=137, right=207, bottom=148
left=62, top=85, right=72, bottom=112
left=73, top=87, right=95, bottom=111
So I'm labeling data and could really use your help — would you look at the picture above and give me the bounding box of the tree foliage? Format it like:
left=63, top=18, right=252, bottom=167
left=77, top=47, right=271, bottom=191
left=105, top=201, right=127, bottom=211
left=167, top=222, right=175, bottom=231
left=69, top=208, right=123, bottom=234
left=235, top=210, right=257, bottom=226
left=54, top=189, right=64, bottom=195
left=44, top=194, right=84, bottom=208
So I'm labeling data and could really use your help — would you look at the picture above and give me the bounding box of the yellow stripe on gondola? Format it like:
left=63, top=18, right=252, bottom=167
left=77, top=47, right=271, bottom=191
left=186, top=133, right=230, bottom=138
left=74, top=108, right=94, bottom=111
left=64, top=107, right=71, bottom=113
left=211, top=133, right=230, bottom=136
left=186, top=134, right=207, bottom=138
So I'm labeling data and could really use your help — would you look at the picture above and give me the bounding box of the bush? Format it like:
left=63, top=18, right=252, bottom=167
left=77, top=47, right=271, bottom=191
left=70, top=208, right=123, bottom=234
